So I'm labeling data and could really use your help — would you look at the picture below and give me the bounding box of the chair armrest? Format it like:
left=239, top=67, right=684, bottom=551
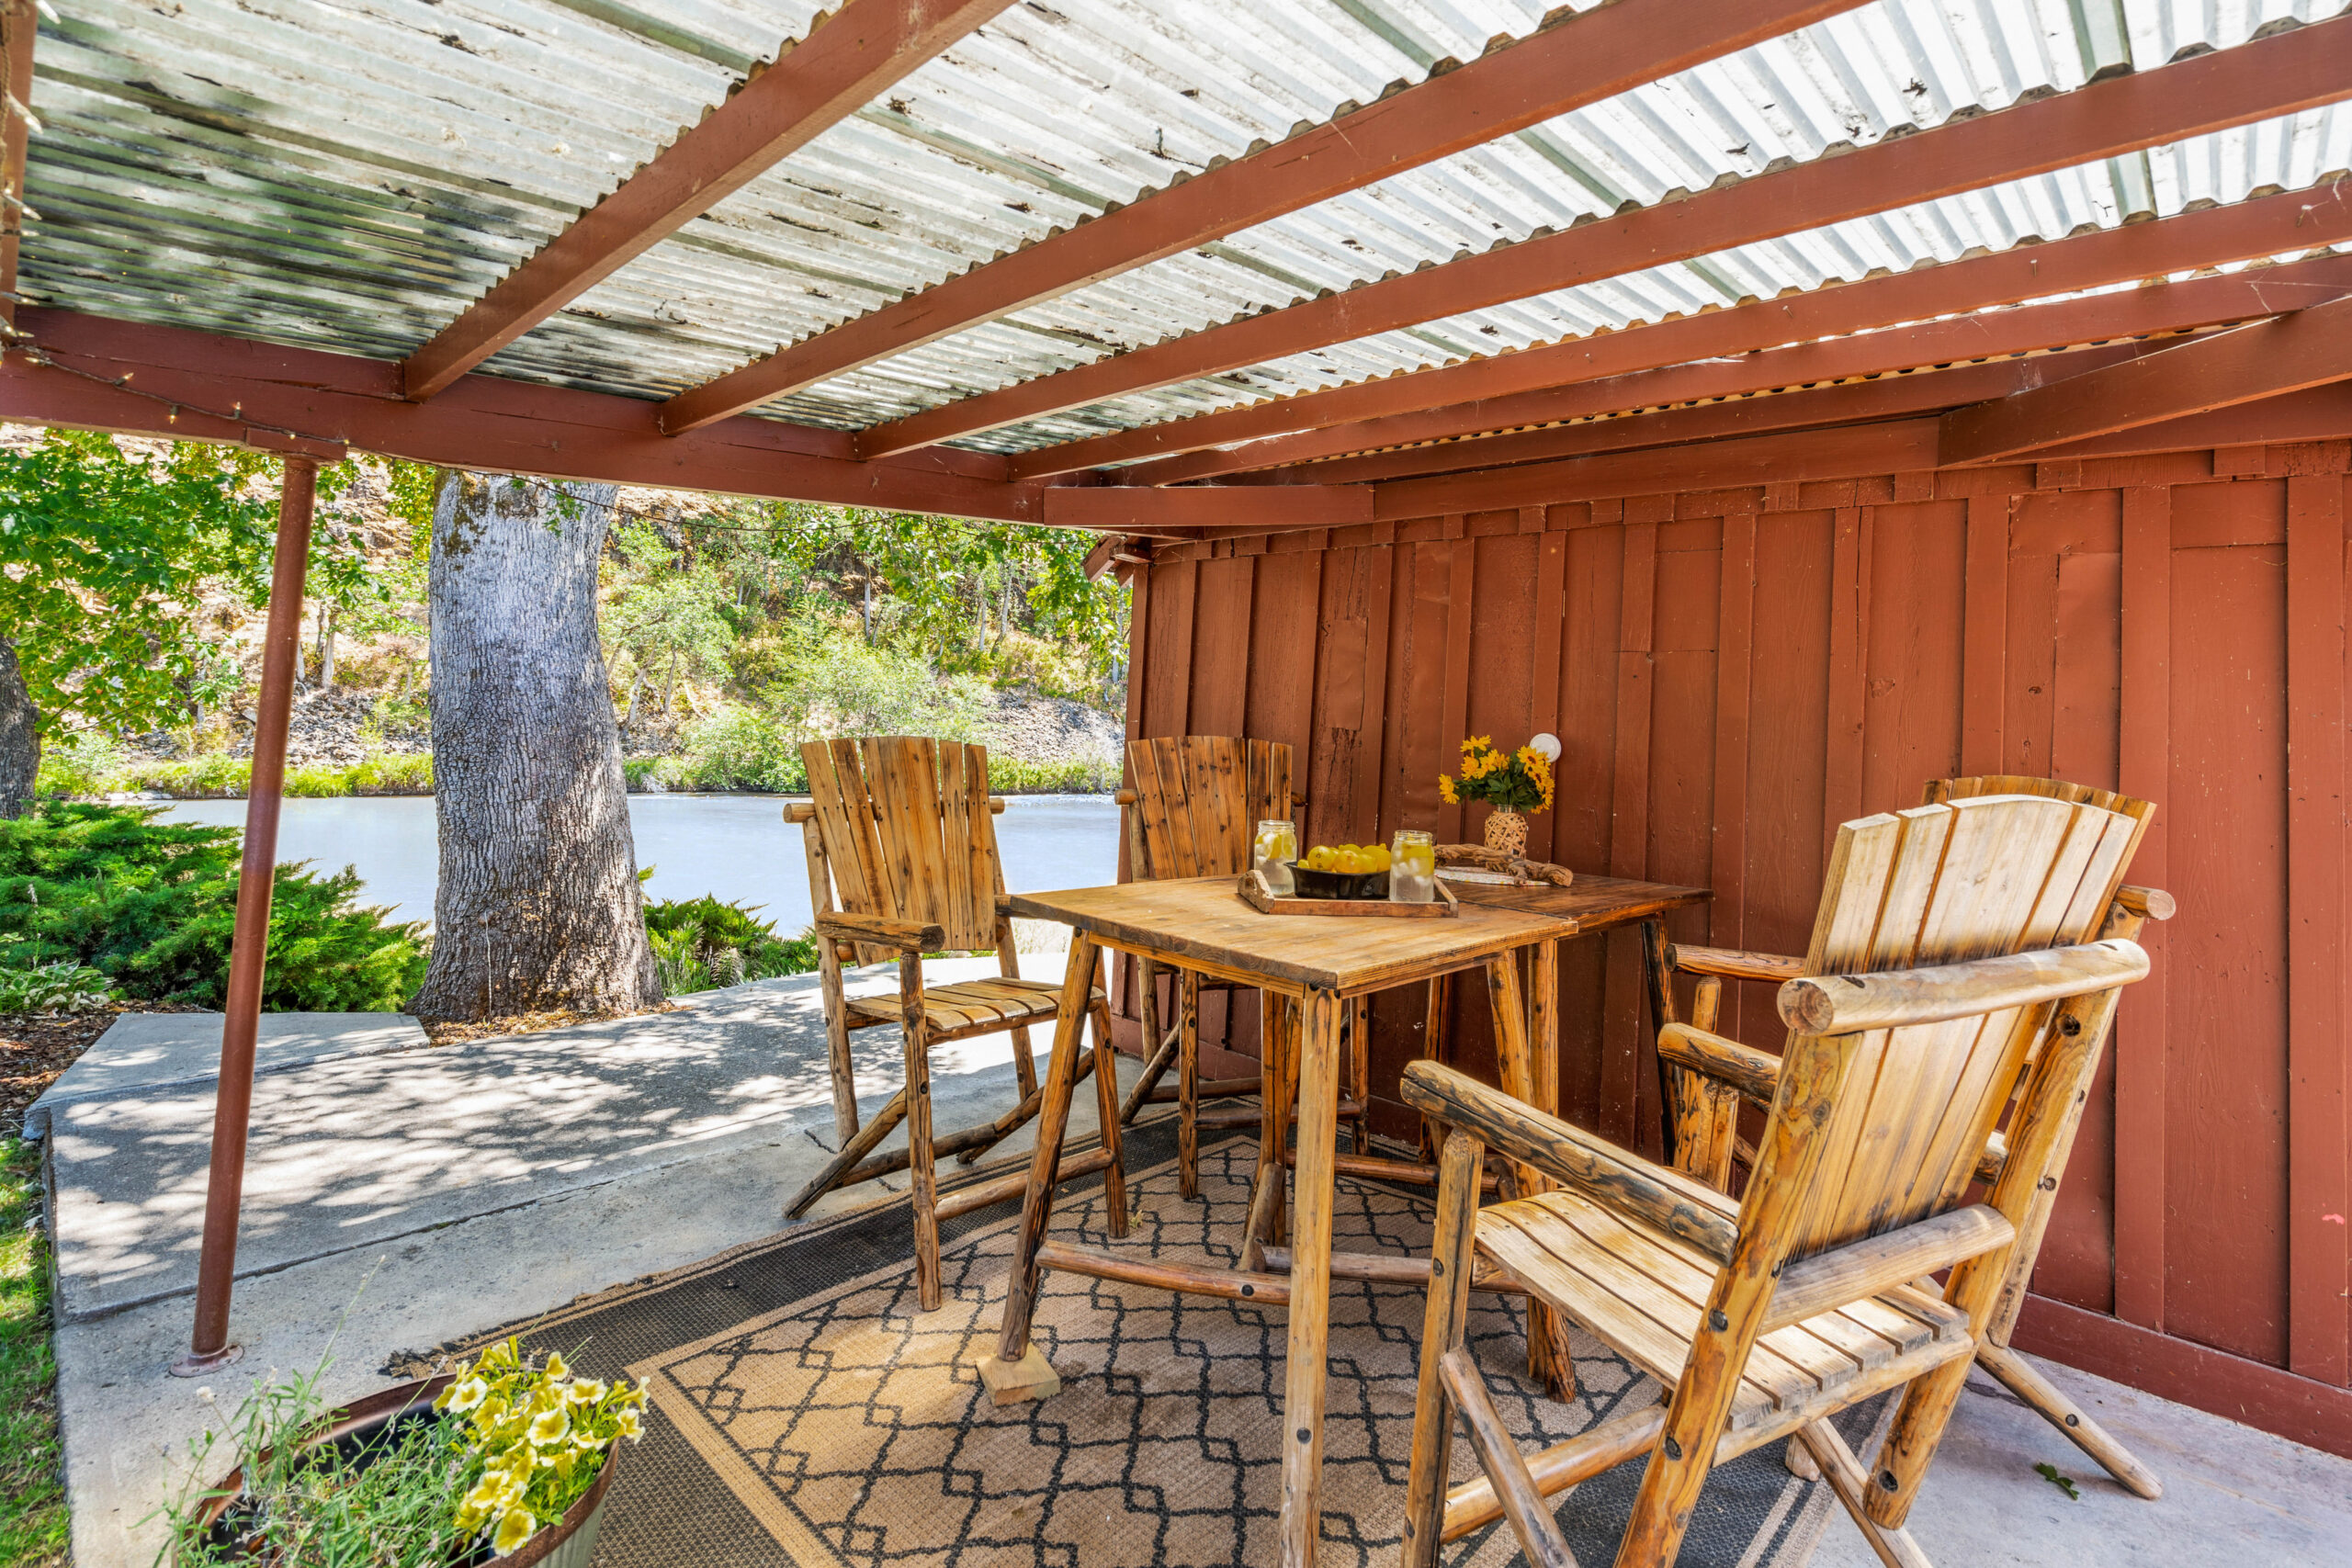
left=1777, top=939, right=2148, bottom=1033
left=785, top=801, right=818, bottom=824
left=1114, top=788, right=1138, bottom=806
left=816, top=911, right=944, bottom=952
left=1401, top=1061, right=1738, bottom=1265
left=2114, top=884, right=2174, bottom=921
left=1657, top=1024, right=1781, bottom=1107
left=1668, top=943, right=1804, bottom=982
left=989, top=796, right=1008, bottom=815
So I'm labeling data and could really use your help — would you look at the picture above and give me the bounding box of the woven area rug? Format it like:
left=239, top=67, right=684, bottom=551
left=424, top=1120, right=1877, bottom=1566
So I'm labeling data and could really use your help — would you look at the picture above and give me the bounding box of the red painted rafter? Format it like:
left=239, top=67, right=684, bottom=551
left=1267, top=341, right=2162, bottom=487
left=399, top=0, right=1015, bottom=400
left=0, top=0, right=35, bottom=333
left=853, top=17, right=2352, bottom=460
left=655, top=0, right=1875, bottom=434
left=1939, top=290, right=2352, bottom=464
left=1088, top=193, right=2352, bottom=486
left=1196, top=254, right=2352, bottom=486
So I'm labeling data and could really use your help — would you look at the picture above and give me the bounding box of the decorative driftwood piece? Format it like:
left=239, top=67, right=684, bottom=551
left=1238, top=866, right=1462, bottom=917
left=1432, top=844, right=1575, bottom=886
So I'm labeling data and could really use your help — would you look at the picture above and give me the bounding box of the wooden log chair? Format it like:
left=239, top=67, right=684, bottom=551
left=1657, top=775, right=2168, bottom=1502
left=782, top=737, right=1126, bottom=1312
left=1112, top=735, right=1369, bottom=1199
left=1400, top=790, right=2153, bottom=1568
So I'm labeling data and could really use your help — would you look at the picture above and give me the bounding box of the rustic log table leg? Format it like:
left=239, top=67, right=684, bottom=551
left=1242, top=992, right=1294, bottom=1269
left=1640, top=918, right=1682, bottom=1164
left=1277, top=986, right=1345, bottom=1568
left=979, top=934, right=1101, bottom=1405
left=1520, top=939, right=1577, bottom=1397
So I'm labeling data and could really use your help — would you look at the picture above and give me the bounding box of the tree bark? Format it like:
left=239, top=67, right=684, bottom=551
left=409, top=474, right=662, bottom=1023
left=0, top=637, right=38, bottom=819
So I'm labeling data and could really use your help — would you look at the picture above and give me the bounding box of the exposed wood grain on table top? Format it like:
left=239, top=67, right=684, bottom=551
left=1007, top=876, right=1575, bottom=997
left=1443, top=873, right=1710, bottom=932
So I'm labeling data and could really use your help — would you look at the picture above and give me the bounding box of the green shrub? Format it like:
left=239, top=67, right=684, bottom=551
left=32, top=733, right=125, bottom=799
left=987, top=754, right=1118, bottom=794
left=642, top=895, right=817, bottom=996
left=0, top=961, right=116, bottom=1014
left=669, top=706, right=804, bottom=794
left=350, top=751, right=434, bottom=795
left=0, top=803, right=425, bottom=1010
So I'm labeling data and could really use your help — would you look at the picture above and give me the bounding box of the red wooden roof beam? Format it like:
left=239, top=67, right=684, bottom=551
left=1069, top=186, right=2352, bottom=485
left=1215, top=254, right=2352, bottom=485
left=399, top=0, right=1016, bottom=401
left=855, top=17, right=2352, bottom=460
left=655, top=0, right=1876, bottom=434
left=1939, top=291, right=2352, bottom=464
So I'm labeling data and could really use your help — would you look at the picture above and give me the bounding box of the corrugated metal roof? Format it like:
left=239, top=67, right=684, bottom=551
left=16, top=0, right=2352, bottom=465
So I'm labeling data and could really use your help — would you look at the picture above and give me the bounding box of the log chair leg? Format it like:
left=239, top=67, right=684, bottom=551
left=1244, top=991, right=1295, bottom=1267
left=900, top=964, right=942, bottom=1313
left=1419, top=972, right=1453, bottom=1164
left=1117, top=967, right=1181, bottom=1129
left=980, top=936, right=1100, bottom=1405
left=1798, top=1421, right=1937, bottom=1568
left=784, top=1088, right=910, bottom=1220
left=1976, top=1341, right=2162, bottom=1501
left=1639, top=917, right=1685, bottom=1165
left=1089, top=976, right=1131, bottom=1239
left=1272, top=992, right=1298, bottom=1247
left=1276, top=987, right=1345, bottom=1568
left=1178, top=970, right=1202, bottom=1200
left=1011, top=1021, right=1038, bottom=1101
left=1400, top=1125, right=1487, bottom=1568
left=1347, top=995, right=1371, bottom=1155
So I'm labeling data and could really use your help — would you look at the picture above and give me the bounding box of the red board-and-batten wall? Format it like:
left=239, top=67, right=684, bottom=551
left=1115, top=435, right=2352, bottom=1457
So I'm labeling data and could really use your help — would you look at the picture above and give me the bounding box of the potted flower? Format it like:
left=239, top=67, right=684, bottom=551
left=169, top=1339, right=642, bottom=1565
left=1439, top=733, right=1560, bottom=856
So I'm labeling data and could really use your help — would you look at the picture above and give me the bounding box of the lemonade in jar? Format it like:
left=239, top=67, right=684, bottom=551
left=1255, top=818, right=1299, bottom=896
left=1390, top=829, right=1437, bottom=904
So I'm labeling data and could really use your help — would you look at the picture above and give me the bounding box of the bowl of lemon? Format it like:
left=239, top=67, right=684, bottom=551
left=1290, top=841, right=1392, bottom=900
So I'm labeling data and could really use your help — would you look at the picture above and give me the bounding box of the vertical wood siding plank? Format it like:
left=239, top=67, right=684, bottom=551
left=2287, top=472, right=2352, bottom=1385
left=1357, top=545, right=1397, bottom=843
left=1529, top=532, right=1568, bottom=866
left=1713, top=511, right=1757, bottom=1000
left=1439, top=532, right=1477, bottom=844
left=1603, top=519, right=1658, bottom=1147
left=1824, top=506, right=1868, bottom=854
left=2115, top=486, right=2171, bottom=1332
left=1962, top=496, right=2010, bottom=775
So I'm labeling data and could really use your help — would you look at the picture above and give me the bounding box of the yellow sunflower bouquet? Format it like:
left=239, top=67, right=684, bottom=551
left=1439, top=732, right=1559, bottom=815
left=438, top=1337, right=647, bottom=1556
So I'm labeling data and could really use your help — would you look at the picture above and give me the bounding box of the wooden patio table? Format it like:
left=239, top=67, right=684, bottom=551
left=981, top=874, right=1579, bottom=1566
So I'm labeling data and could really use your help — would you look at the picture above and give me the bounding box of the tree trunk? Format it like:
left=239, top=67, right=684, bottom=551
left=0, top=637, right=38, bottom=819
left=317, top=602, right=336, bottom=689
left=409, top=474, right=662, bottom=1023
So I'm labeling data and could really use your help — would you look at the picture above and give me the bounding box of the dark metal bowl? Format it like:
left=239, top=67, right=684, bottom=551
left=1289, top=864, right=1390, bottom=900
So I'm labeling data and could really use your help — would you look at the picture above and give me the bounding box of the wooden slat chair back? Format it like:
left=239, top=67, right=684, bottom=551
left=1661, top=773, right=2168, bottom=1502
left=803, top=736, right=1005, bottom=960
left=1111, top=736, right=1369, bottom=1197
left=1124, top=735, right=1293, bottom=880
left=784, top=737, right=1127, bottom=1313
left=1399, top=794, right=2152, bottom=1568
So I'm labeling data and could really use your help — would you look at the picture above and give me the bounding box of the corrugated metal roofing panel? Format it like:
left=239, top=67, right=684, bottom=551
left=13, top=0, right=2352, bottom=464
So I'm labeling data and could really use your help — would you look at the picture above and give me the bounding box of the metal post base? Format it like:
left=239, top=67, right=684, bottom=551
left=168, top=1342, right=244, bottom=1378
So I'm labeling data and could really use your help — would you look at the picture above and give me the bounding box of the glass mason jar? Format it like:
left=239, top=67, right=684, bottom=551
left=1254, top=818, right=1299, bottom=896
left=1390, top=829, right=1437, bottom=904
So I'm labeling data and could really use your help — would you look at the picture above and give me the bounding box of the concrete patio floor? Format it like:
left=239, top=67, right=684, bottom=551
left=37, top=953, right=1144, bottom=1568
left=31, top=967, right=2352, bottom=1568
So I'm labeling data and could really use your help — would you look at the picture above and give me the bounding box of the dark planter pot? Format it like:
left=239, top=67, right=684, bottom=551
left=193, top=1375, right=620, bottom=1568
left=1289, top=863, right=1390, bottom=900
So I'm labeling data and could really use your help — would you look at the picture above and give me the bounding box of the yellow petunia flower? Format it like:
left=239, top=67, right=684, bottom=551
left=527, top=1405, right=571, bottom=1448
left=494, top=1508, right=538, bottom=1555
left=1439, top=775, right=1457, bottom=804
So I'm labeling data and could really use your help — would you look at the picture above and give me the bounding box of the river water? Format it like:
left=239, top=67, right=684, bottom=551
left=159, top=794, right=1122, bottom=931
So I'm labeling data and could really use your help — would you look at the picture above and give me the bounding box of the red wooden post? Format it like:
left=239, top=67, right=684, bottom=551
left=173, top=455, right=317, bottom=1377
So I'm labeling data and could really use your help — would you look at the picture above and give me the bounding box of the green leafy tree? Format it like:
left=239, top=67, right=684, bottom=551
left=0, top=431, right=379, bottom=814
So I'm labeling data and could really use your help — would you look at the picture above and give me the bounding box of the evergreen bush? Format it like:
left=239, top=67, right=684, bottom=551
left=641, top=894, right=817, bottom=996
left=0, top=804, right=425, bottom=1010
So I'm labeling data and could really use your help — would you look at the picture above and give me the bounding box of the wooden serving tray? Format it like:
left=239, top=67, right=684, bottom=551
left=1238, top=866, right=1460, bottom=918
